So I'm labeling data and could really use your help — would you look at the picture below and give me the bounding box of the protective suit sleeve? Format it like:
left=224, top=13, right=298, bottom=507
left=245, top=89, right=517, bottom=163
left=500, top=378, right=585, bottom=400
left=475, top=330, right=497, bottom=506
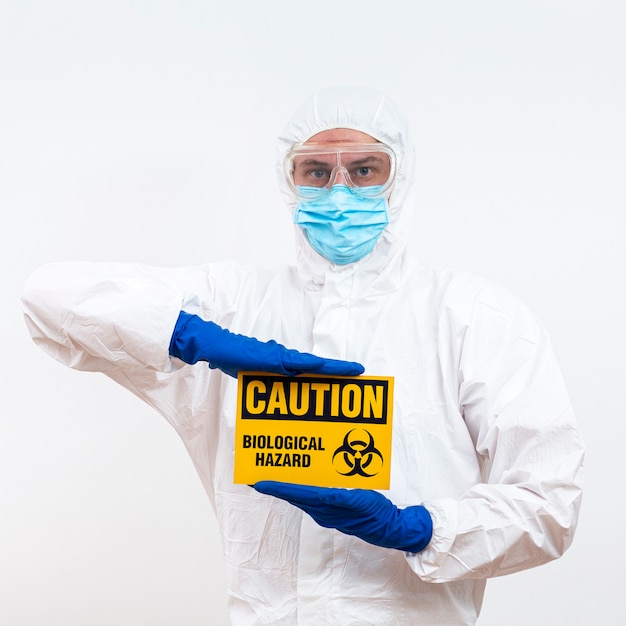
left=407, top=282, right=585, bottom=582
left=21, top=261, right=187, bottom=373
left=169, top=311, right=365, bottom=378
left=253, top=482, right=432, bottom=553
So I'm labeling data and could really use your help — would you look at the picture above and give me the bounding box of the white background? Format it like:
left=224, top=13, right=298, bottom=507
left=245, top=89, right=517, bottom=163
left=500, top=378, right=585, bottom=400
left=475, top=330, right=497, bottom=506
left=1, top=1, right=624, bottom=624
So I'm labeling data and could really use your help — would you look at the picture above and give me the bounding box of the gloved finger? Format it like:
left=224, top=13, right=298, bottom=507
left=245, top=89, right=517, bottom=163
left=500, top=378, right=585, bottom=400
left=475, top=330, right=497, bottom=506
left=253, top=481, right=330, bottom=507
left=311, top=358, right=365, bottom=376
left=253, top=483, right=345, bottom=529
left=280, top=352, right=330, bottom=375
left=318, top=487, right=383, bottom=511
left=281, top=351, right=365, bottom=377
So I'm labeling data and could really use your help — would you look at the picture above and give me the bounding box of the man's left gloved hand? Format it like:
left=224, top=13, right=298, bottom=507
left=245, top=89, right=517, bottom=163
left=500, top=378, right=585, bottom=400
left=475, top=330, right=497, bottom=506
left=169, top=311, right=364, bottom=378
left=253, top=481, right=432, bottom=553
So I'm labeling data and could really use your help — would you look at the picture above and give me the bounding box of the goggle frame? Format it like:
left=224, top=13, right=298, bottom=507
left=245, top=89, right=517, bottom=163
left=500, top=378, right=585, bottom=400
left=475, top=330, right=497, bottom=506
left=284, top=142, right=397, bottom=200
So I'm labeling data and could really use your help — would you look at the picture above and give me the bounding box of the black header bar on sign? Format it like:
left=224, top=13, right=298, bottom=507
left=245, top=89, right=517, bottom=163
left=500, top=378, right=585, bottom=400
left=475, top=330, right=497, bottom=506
left=239, top=373, right=389, bottom=424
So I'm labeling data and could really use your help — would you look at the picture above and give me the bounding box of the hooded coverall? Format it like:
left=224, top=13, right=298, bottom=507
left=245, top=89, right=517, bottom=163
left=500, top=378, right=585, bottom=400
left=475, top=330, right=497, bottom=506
left=21, top=85, right=584, bottom=625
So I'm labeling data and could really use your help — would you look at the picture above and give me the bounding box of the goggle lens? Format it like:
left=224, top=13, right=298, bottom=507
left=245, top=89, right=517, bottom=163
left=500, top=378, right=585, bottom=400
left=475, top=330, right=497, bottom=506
left=285, top=143, right=396, bottom=199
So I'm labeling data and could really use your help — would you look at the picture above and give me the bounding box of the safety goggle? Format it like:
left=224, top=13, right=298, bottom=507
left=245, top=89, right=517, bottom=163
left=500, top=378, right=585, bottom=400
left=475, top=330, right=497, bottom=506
left=284, top=142, right=396, bottom=200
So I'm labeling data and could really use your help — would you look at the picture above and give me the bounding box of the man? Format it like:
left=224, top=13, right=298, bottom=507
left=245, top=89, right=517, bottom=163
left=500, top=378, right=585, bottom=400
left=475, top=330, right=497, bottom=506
left=21, top=85, right=584, bottom=625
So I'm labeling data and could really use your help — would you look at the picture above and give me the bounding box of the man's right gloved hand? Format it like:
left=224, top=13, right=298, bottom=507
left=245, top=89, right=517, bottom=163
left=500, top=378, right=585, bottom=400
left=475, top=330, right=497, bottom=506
left=168, top=311, right=365, bottom=378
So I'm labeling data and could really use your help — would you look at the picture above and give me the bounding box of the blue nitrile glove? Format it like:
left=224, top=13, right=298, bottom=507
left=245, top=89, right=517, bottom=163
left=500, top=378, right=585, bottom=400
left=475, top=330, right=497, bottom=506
left=169, top=311, right=365, bottom=378
left=253, top=482, right=432, bottom=553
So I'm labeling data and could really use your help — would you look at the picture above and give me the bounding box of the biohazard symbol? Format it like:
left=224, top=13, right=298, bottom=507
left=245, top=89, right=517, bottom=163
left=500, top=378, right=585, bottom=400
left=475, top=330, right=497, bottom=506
left=332, top=429, right=384, bottom=478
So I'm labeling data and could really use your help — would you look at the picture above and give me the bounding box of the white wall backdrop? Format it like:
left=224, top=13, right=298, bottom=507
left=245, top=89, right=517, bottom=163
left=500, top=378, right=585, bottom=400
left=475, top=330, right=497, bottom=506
left=2, top=1, right=624, bottom=624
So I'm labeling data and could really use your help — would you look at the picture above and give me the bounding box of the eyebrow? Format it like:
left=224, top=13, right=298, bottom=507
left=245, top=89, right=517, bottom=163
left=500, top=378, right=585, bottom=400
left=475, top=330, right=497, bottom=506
left=295, top=158, right=336, bottom=168
left=344, top=156, right=385, bottom=166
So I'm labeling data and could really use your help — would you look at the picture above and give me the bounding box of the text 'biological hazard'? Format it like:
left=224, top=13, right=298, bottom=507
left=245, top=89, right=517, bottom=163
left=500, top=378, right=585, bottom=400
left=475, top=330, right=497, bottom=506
left=234, top=372, right=394, bottom=489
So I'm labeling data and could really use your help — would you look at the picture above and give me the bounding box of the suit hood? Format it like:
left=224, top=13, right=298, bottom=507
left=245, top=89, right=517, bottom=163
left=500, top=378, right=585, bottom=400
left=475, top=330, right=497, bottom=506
left=276, top=85, right=417, bottom=286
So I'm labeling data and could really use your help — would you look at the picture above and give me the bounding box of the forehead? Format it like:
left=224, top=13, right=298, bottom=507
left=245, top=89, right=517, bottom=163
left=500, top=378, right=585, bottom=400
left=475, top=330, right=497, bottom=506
left=304, top=128, right=378, bottom=146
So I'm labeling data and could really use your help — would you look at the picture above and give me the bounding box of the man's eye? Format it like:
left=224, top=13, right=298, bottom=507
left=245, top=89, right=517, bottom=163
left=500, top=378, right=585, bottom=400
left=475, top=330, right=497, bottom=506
left=355, top=167, right=372, bottom=177
left=310, top=169, right=328, bottom=179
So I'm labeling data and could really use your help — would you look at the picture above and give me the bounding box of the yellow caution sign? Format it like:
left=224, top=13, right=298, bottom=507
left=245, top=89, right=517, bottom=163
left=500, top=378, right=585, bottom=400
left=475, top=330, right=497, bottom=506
left=234, top=372, right=394, bottom=489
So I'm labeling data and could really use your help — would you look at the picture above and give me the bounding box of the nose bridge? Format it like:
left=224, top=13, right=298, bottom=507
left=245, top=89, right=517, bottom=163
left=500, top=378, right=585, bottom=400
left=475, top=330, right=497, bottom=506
left=330, top=165, right=350, bottom=186
left=329, top=150, right=350, bottom=186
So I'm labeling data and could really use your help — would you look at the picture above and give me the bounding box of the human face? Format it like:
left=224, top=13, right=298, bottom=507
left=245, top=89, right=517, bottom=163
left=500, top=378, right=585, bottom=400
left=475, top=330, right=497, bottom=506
left=285, top=129, right=395, bottom=200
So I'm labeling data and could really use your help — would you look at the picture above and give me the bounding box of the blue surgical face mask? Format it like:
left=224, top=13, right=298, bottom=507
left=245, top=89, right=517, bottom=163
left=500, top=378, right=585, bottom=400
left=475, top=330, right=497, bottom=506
left=294, top=185, right=389, bottom=265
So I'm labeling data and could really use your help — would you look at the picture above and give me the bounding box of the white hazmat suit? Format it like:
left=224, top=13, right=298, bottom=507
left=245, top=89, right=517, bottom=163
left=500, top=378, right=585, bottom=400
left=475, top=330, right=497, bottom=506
left=21, top=85, right=584, bottom=625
